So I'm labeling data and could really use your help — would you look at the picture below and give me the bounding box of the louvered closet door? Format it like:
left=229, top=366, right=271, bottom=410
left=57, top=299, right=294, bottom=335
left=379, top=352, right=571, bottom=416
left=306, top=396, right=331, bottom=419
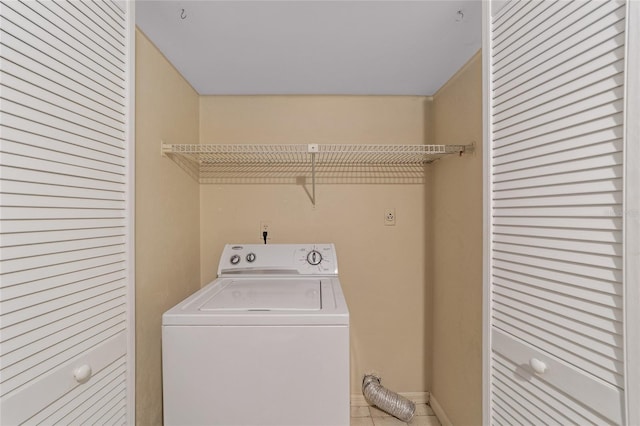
left=486, top=0, right=629, bottom=424
left=0, top=1, right=134, bottom=424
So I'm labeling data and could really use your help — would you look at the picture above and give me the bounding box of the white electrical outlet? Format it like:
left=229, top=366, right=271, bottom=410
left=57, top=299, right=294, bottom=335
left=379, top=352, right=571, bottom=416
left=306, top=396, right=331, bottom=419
left=384, top=208, right=396, bottom=226
left=260, top=221, right=271, bottom=241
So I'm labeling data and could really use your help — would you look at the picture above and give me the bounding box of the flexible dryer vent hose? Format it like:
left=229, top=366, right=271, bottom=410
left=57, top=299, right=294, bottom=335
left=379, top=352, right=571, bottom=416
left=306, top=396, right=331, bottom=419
left=362, top=375, right=415, bottom=422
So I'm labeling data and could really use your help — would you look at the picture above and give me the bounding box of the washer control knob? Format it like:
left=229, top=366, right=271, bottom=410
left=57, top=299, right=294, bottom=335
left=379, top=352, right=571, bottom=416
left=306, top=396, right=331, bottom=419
left=246, top=253, right=256, bottom=263
left=230, top=254, right=241, bottom=265
left=306, top=250, right=323, bottom=266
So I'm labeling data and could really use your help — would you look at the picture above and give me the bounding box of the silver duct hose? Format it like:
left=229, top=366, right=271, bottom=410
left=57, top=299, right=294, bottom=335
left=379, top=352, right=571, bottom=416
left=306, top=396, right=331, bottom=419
left=362, top=375, right=415, bottom=422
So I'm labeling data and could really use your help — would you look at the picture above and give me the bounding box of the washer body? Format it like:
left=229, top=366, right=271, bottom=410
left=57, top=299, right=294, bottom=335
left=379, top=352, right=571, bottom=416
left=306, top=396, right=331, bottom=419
left=162, top=244, right=350, bottom=426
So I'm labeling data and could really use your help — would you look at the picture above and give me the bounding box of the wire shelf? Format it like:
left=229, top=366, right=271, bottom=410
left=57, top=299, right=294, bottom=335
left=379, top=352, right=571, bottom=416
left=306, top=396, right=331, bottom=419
left=163, top=143, right=471, bottom=165
left=161, top=143, right=474, bottom=204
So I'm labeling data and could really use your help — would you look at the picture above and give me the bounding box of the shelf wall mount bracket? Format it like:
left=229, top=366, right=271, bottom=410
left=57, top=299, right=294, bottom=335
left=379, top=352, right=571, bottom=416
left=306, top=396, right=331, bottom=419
left=161, top=141, right=171, bottom=157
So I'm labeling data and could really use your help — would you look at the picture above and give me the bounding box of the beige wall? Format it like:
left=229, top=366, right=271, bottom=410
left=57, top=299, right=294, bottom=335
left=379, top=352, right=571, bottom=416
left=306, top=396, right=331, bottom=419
left=135, top=29, right=201, bottom=425
left=199, top=96, right=432, bottom=394
left=135, top=33, right=482, bottom=420
left=430, top=51, right=483, bottom=425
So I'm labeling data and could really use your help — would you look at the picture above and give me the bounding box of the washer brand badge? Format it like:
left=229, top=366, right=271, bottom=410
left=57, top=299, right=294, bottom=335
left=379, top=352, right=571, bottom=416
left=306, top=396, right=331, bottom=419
left=232, top=246, right=243, bottom=250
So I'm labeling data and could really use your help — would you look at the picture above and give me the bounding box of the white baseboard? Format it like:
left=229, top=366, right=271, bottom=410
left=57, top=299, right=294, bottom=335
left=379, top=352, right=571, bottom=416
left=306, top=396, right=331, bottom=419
left=429, top=394, right=453, bottom=426
left=351, top=391, right=430, bottom=407
left=400, top=392, right=430, bottom=405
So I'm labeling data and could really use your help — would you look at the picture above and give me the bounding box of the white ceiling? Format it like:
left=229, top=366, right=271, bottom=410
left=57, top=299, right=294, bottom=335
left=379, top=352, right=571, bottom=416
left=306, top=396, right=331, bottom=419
left=136, top=1, right=482, bottom=96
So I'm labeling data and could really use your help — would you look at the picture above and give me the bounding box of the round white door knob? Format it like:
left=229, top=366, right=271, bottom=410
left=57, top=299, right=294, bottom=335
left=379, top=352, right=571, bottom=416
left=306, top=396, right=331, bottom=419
left=529, top=358, right=547, bottom=375
left=73, top=364, right=92, bottom=384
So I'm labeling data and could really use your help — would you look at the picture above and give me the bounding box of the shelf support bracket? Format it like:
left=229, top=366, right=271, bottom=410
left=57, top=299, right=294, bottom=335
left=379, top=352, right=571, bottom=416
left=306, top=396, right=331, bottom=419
left=311, top=152, right=316, bottom=206
left=308, top=144, right=318, bottom=206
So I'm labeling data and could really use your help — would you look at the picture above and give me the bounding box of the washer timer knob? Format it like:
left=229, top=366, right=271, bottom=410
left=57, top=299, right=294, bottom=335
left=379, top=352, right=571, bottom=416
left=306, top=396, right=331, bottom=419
left=306, top=250, right=323, bottom=266
left=230, top=254, right=241, bottom=265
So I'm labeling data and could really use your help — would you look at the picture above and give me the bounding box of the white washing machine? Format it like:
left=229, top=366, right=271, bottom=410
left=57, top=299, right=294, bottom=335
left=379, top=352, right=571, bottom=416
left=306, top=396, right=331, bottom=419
left=162, top=244, right=350, bottom=426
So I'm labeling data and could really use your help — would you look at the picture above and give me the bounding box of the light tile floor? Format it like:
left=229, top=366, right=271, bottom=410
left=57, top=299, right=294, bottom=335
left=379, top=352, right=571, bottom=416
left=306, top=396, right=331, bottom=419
left=350, top=403, right=441, bottom=426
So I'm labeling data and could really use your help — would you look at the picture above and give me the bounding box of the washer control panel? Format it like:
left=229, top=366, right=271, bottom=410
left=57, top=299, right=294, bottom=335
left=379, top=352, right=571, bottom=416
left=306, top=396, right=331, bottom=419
left=295, top=246, right=335, bottom=274
left=218, top=244, right=338, bottom=276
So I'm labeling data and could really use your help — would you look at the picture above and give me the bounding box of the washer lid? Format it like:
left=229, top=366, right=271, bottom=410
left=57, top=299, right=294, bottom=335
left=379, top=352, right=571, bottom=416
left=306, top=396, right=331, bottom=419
left=163, top=277, right=349, bottom=326
left=201, top=279, right=321, bottom=311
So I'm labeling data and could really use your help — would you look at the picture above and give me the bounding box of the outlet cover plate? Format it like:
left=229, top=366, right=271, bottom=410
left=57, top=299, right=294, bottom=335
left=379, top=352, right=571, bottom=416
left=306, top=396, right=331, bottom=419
left=384, top=208, right=396, bottom=226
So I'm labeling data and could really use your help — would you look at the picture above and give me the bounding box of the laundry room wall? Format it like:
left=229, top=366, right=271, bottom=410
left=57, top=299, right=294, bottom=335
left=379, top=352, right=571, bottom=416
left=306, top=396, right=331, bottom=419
left=198, top=96, right=433, bottom=395
left=135, top=30, right=201, bottom=425
left=429, top=50, right=483, bottom=425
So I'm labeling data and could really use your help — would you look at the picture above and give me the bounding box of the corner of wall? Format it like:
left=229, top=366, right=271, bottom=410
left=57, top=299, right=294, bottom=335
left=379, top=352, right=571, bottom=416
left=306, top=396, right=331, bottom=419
left=433, top=49, right=482, bottom=101
left=424, top=97, right=435, bottom=393
left=135, top=28, right=201, bottom=425
left=428, top=394, right=454, bottom=426
left=429, top=50, right=483, bottom=426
